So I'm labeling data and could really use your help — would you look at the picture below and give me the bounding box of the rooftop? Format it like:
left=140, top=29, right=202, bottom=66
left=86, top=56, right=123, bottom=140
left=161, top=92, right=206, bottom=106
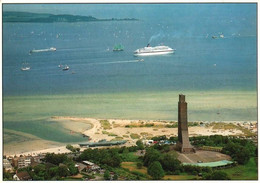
left=183, top=160, right=233, bottom=168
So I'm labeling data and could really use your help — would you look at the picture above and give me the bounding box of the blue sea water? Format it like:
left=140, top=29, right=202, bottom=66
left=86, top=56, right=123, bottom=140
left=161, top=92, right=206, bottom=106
left=2, top=4, right=257, bottom=145
left=3, top=21, right=257, bottom=96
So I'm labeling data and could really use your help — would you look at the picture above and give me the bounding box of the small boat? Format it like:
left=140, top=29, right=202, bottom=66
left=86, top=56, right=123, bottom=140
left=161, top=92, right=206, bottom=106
left=113, top=44, right=124, bottom=51
left=212, top=36, right=218, bottom=39
left=219, top=34, right=224, bottom=38
left=21, top=67, right=30, bottom=71
left=62, top=65, right=69, bottom=71
left=21, top=63, right=30, bottom=71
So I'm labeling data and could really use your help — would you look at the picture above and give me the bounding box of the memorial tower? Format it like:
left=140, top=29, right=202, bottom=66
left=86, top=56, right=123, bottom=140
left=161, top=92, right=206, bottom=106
left=177, top=94, right=196, bottom=153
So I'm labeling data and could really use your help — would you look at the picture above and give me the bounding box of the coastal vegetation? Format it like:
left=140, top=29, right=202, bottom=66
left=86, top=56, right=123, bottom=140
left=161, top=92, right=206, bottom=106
left=209, top=122, right=255, bottom=137
left=4, top=134, right=257, bottom=180
left=66, top=144, right=80, bottom=153
left=130, top=133, right=141, bottom=139
left=100, top=120, right=112, bottom=130
left=3, top=11, right=138, bottom=23
left=125, top=122, right=199, bottom=128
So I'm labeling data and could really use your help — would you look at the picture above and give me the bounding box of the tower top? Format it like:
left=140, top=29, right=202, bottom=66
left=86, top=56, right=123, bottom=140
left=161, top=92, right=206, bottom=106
left=179, top=94, right=185, bottom=102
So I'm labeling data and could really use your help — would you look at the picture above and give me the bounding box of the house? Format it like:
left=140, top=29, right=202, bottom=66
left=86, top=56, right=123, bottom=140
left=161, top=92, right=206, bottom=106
left=3, top=159, right=13, bottom=171
left=75, top=163, right=87, bottom=172
left=13, top=171, right=32, bottom=181
left=82, top=161, right=101, bottom=172
left=11, top=156, right=34, bottom=169
left=17, top=156, right=33, bottom=168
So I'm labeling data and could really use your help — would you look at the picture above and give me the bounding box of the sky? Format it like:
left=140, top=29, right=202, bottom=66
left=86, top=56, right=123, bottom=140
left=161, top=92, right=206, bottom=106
left=3, top=3, right=257, bottom=21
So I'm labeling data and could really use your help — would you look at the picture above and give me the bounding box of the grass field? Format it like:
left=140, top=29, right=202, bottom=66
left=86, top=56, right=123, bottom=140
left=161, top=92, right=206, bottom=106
left=120, top=152, right=140, bottom=162
left=163, top=174, right=197, bottom=180
left=225, top=157, right=258, bottom=180
left=121, top=162, right=148, bottom=175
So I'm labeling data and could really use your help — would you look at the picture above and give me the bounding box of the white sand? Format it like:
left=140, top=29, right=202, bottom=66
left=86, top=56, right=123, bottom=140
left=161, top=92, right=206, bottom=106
left=5, top=117, right=257, bottom=157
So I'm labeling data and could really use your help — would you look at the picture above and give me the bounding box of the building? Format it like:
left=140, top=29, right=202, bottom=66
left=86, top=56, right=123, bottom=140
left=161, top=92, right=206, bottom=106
left=13, top=171, right=32, bottom=181
left=12, top=156, right=33, bottom=169
left=82, top=160, right=101, bottom=172
left=3, top=159, right=13, bottom=171
left=177, top=94, right=196, bottom=153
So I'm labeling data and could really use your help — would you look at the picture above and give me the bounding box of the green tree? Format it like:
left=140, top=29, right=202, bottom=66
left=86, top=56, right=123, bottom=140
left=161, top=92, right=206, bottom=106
left=48, top=166, right=59, bottom=178
left=104, top=170, right=110, bottom=180
left=68, top=163, right=79, bottom=175
left=203, top=171, right=230, bottom=180
left=159, top=152, right=181, bottom=172
left=236, top=147, right=250, bottom=164
left=136, top=140, right=144, bottom=150
left=66, top=144, right=76, bottom=153
left=58, top=165, right=69, bottom=177
left=143, top=148, right=161, bottom=166
left=44, top=153, right=67, bottom=165
left=147, top=161, right=164, bottom=180
left=136, top=162, right=143, bottom=169
left=3, top=168, right=13, bottom=180
left=113, top=174, right=118, bottom=180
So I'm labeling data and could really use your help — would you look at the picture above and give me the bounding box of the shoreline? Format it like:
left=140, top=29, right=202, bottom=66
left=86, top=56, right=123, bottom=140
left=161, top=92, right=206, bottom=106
left=4, top=116, right=257, bottom=157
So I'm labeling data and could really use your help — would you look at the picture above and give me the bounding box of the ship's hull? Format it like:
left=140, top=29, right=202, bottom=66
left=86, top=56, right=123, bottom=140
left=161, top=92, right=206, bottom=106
left=134, top=50, right=174, bottom=56
left=30, top=47, right=56, bottom=53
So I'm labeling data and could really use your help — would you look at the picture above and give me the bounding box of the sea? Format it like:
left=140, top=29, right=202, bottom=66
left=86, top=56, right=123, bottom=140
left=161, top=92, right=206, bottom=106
left=3, top=4, right=257, bottom=145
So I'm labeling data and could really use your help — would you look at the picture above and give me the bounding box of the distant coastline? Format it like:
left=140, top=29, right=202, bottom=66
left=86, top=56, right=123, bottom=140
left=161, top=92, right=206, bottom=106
left=3, top=11, right=139, bottom=23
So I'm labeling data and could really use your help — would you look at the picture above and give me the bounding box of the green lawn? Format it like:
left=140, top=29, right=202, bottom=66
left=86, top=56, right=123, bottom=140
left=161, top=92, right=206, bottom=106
left=120, top=152, right=140, bottom=162
left=225, top=157, right=258, bottom=180
left=163, top=174, right=197, bottom=180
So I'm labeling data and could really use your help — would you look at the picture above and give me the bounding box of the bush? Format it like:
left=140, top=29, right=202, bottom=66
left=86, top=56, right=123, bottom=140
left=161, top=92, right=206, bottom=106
left=147, top=161, right=164, bottom=180
left=130, top=133, right=140, bottom=139
left=143, top=148, right=161, bottom=166
left=136, top=140, right=144, bottom=150
left=104, top=170, right=110, bottom=180
left=136, top=162, right=143, bottom=169
left=203, top=171, right=230, bottom=180
left=159, top=152, right=181, bottom=172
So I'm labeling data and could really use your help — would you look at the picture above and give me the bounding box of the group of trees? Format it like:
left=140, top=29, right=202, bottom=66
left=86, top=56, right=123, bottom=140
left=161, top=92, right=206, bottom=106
left=189, top=135, right=256, bottom=165
left=141, top=135, right=255, bottom=180
left=222, top=138, right=256, bottom=165
left=66, top=144, right=80, bottom=153
left=142, top=147, right=182, bottom=179
left=16, top=153, right=79, bottom=180
left=78, top=148, right=121, bottom=167
left=154, top=135, right=256, bottom=166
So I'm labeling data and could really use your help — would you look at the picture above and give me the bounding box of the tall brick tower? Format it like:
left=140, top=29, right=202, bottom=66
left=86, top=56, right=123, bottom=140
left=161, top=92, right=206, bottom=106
left=177, top=94, right=196, bottom=153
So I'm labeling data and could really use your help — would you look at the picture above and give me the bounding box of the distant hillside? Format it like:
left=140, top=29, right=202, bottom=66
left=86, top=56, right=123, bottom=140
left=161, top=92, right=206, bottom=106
left=3, top=11, right=138, bottom=23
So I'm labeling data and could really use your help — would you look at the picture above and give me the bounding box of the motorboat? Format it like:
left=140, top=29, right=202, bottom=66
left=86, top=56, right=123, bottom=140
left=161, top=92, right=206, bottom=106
left=62, top=65, right=69, bottom=71
left=134, top=44, right=175, bottom=56
left=113, top=44, right=124, bottom=51
left=21, top=67, right=30, bottom=71
left=21, top=63, right=30, bottom=71
left=30, top=47, right=56, bottom=53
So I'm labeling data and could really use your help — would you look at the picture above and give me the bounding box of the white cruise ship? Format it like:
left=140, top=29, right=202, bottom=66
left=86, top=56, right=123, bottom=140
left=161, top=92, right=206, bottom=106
left=134, top=44, right=175, bottom=56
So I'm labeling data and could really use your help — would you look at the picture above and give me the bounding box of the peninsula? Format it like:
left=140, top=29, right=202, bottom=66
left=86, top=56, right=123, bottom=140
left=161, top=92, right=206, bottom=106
left=3, top=11, right=139, bottom=23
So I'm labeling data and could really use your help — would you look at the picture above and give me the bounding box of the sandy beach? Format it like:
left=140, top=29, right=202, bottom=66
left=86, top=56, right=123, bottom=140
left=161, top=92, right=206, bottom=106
left=4, top=116, right=257, bottom=157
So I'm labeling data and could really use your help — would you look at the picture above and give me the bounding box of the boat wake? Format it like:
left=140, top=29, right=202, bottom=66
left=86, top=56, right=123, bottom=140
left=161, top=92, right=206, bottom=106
left=91, top=59, right=142, bottom=65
